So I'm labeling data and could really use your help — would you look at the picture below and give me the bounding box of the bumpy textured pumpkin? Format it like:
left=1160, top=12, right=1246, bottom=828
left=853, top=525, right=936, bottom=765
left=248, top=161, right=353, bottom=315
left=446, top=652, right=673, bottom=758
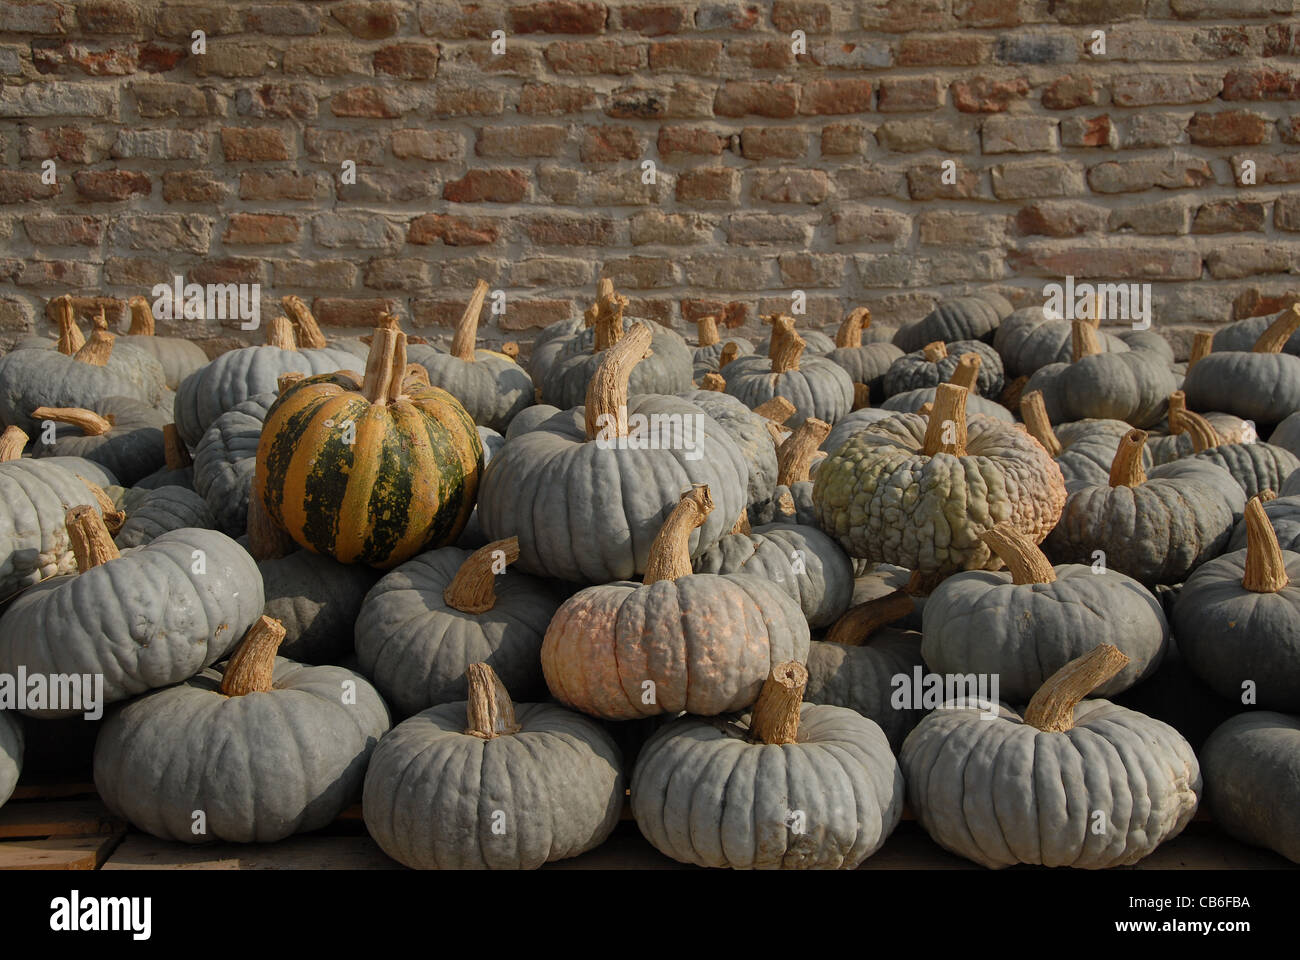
left=0, top=457, right=108, bottom=601
left=1187, top=441, right=1300, bottom=500
left=95, top=616, right=389, bottom=844
left=752, top=314, right=837, bottom=356
left=883, top=339, right=1004, bottom=400
left=814, top=384, right=1066, bottom=573
left=902, top=644, right=1200, bottom=869
left=723, top=315, right=853, bottom=427
left=255, top=323, right=482, bottom=568
left=119, top=295, right=210, bottom=389
left=923, top=525, right=1167, bottom=702
left=893, top=294, right=1009, bottom=353
left=193, top=392, right=274, bottom=535
left=1045, top=429, right=1236, bottom=585
left=822, top=308, right=903, bottom=405
left=1174, top=497, right=1300, bottom=710
left=1020, top=391, right=1149, bottom=490
left=258, top=548, right=380, bottom=663
left=631, top=661, right=904, bottom=869
left=0, top=710, right=20, bottom=810
left=542, top=486, right=810, bottom=720
left=356, top=537, right=560, bottom=716
left=1143, top=391, right=1250, bottom=464
left=478, top=325, right=749, bottom=583
left=0, top=508, right=264, bottom=714
left=1186, top=306, right=1300, bottom=425
left=994, top=305, right=1129, bottom=377
left=679, top=389, right=778, bottom=521
left=112, top=485, right=215, bottom=548
left=363, top=663, right=623, bottom=869
left=1201, top=712, right=1300, bottom=864
left=29, top=398, right=166, bottom=485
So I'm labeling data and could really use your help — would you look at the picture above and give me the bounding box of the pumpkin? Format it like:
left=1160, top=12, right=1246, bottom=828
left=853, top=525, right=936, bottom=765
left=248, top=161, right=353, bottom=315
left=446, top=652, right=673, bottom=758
left=679, top=389, right=778, bottom=522
left=192, top=392, right=274, bottom=535
left=813, top=383, right=1067, bottom=573
left=1044, top=429, right=1236, bottom=585
left=1113, top=634, right=1235, bottom=753
left=112, top=484, right=215, bottom=548
left=254, top=323, right=483, bottom=568
left=692, top=314, right=754, bottom=377
left=94, top=615, right=389, bottom=844
left=363, top=662, right=623, bottom=869
left=478, top=324, right=749, bottom=583
left=993, top=305, right=1130, bottom=378
left=821, top=308, right=904, bottom=407
left=752, top=313, right=837, bottom=356
left=893, top=294, right=1009, bottom=353
left=258, top=548, right=380, bottom=664
left=803, top=590, right=925, bottom=751
left=355, top=536, right=560, bottom=716
left=922, top=524, right=1167, bottom=702
left=1269, top=410, right=1300, bottom=458
left=761, top=416, right=831, bottom=528
left=1212, top=308, right=1300, bottom=355
left=120, top=296, right=210, bottom=389
left=631, top=661, right=904, bottom=869
left=1144, top=391, right=1250, bottom=464
left=901, top=644, right=1199, bottom=868
left=821, top=408, right=896, bottom=458
left=1227, top=493, right=1300, bottom=551
left=1184, top=305, right=1300, bottom=426
left=1201, top=712, right=1300, bottom=864
left=0, top=507, right=264, bottom=714
left=281, top=294, right=372, bottom=359
left=0, top=710, right=20, bottom=810
left=1020, top=390, right=1150, bottom=490
left=29, top=398, right=166, bottom=485
left=723, top=315, right=853, bottom=427
left=1024, top=321, right=1177, bottom=428
left=133, top=424, right=195, bottom=490
left=525, top=314, right=586, bottom=388
left=504, top=403, right=562, bottom=441
left=542, top=485, right=810, bottom=720
left=1186, top=441, right=1300, bottom=500
left=172, top=316, right=356, bottom=449
left=1285, top=468, right=1300, bottom=497
left=882, top=339, right=1004, bottom=400
left=1174, top=496, right=1300, bottom=710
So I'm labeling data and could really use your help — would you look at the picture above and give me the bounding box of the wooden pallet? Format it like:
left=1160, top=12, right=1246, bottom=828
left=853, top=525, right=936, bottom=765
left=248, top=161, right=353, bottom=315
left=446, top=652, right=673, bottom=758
left=0, top=782, right=126, bottom=870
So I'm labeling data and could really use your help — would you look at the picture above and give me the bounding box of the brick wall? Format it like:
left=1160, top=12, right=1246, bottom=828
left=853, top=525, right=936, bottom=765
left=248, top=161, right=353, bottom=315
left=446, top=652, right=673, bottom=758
left=1, top=0, right=1298, bottom=356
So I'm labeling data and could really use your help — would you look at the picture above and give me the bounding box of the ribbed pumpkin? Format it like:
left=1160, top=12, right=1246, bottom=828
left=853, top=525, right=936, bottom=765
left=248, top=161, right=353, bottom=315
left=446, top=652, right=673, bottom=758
left=1020, top=390, right=1151, bottom=490
left=822, top=308, right=903, bottom=406
left=1186, top=441, right=1300, bottom=501
left=1201, top=712, right=1300, bottom=864
left=120, top=296, right=210, bottom=389
left=257, top=548, right=380, bottom=664
left=753, top=313, right=837, bottom=356
left=993, top=304, right=1129, bottom=377
left=893, top=293, right=1010, bottom=353
left=691, top=314, right=754, bottom=378
left=1185, top=305, right=1300, bottom=425
left=882, top=339, right=1004, bottom=400
left=678, top=388, right=779, bottom=522
left=254, top=322, right=483, bottom=568
left=192, top=392, right=274, bottom=535
left=111, top=484, right=215, bottom=548
left=723, top=315, right=854, bottom=427
left=1227, top=493, right=1300, bottom=552
left=1212, top=309, right=1300, bottom=355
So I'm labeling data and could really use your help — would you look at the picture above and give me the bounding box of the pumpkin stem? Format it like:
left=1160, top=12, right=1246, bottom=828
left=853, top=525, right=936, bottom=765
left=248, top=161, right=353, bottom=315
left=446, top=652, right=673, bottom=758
left=265, top=315, right=298, bottom=351
left=1251, top=304, right=1300, bottom=354
left=1088, top=292, right=1104, bottom=327
left=221, top=616, right=286, bottom=697
left=835, top=307, right=870, bottom=349
left=127, top=295, right=155, bottom=336
left=403, top=363, right=430, bottom=389
left=163, top=423, right=192, bottom=470
left=1071, top=320, right=1101, bottom=362
left=922, top=383, right=968, bottom=457
left=921, top=340, right=948, bottom=363
left=643, top=484, right=713, bottom=585
left=591, top=279, right=628, bottom=353
left=852, top=383, right=871, bottom=411
left=77, top=476, right=125, bottom=534
left=948, top=353, right=982, bottom=394
left=699, top=372, right=725, bottom=392
left=768, top=315, right=805, bottom=373
left=1166, top=391, right=1187, bottom=433
left=905, top=568, right=946, bottom=596
left=1023, top=643, right=1130, bottom=733
left=980, top=524, right=1056, bottom=585
left=730, top=510, right=751, bottom=535
left=749, top=661, right=808, bottom=745
left=824, top=589, right=915, bottom=646
left=444, top=537, right=520, bottom=614
left=719, top=341, right=740, bottom=368
left=1000, top=374, right=1028, bottom=412
left=766, top=421, right=787, bottom=446
left=584, top=322, right=654, bottom=441
left=1178, top=408, right=1220, bottom=453
left=1108, top=429, right=1148, bottom=487
left=0, top=425, right=27, bottom=461
left=465, top=662, right=521, bottom=739
left=361, top=326, right=409, bottom=405
left=54, top=296, right=85, bottom=355
left=776, top=418, right=830, bottom=486
left=451, top=279, right=489, bottom=362
left=1020, top=390, right=1061, bottom=458
left=696, top=314, right=720, bottom=347
left=753, top=395, right=796, bottom=425
left=775, top=488, right=796, bottom=517
left=281, top=295, right=328, bottom=349
left=1261, top=488, right=1278, bottom=503
left=1242, top=496, right=1290, bottom=593
left=277, top=371, right=306, bottom=394
left=31, top=406, right=113, bottom=437
left=1188, top=332, right=1213, bottom=370
left=73, top=322, right=114, bottom=367
left=65, top=505, right=120, bottom=571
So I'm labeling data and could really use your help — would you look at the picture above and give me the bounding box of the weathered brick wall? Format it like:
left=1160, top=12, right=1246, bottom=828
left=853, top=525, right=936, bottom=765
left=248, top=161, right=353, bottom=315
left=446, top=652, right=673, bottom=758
left=1, top=0, right=1298, bottom=356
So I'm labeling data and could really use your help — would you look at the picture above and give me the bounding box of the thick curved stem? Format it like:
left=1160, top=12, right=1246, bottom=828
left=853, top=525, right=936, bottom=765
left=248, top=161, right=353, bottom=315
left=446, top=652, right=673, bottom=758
left=73, top=326, right=114, bottom=366
left=922, top=383, right=968, bottom=457
left=753, top=395, right=796, bottom=425
left=1071, top=320, right=1101, bottom=362
left=591, top=279, right=628, bottom=352
left=1242, top=496, right=1290, bottom=593
left=444, top=537, right=519, bottom=614
left=1166, top=391, right=1187, bottom=433
left=768, top=315, right=805, bottom=373
left=1252, top=304, right=1300, bottom=354
left=0, top=425, right=27, bottom=461
left=824, top=589, right=915, bottom=646
left=584, top=323, right=653, bottom=441
left=643, top=484, right=713, bottom=585
left=1188, top=332, right=1213, bottom=370
left=696, top=314, right=720, bottom=347
left=1178, top=409, right=1220, bottom=452
left=265, top=315, right=298, bottom=350
left=1020, top=390, right=1062, bottom=458
left=163, top=424, right=191, bottom=470
left=282, top=295, right=328, bottom=349
left=852, top=382, right=871, bottom=410
left=1108, top=429, right=1148, bottom=488
left=777, top=418, right=830, bottom=486
left=980, top=524, right=1056, bottom=585
left=277, top=371, right=305, bottom=394
left=465, top=662, right=520, bottom=739
left=718, top=341, right=740, bottom=368
left=948, top=353, right=982, bottom=394
left=450, top=279, right=489, bottom=362
left=1023, top=644, right=1130, bottom=732
left=127, top=296, right=155, bottom=336
left=54, top=296, right=85, bottom=355
left=361, top=327, right=408, bottom=404
left=835, top=307, right=870, bottom=349
left=749, top=661, right=808, bottom=745
left=221, top=616, right=286, bottom=697
left=77, top=477, right=125, bottom=534
left=699, top=372, right=725, bottom=392
left=32, top=406, right=113, bottom=437
left=921, top=340, right=948, bottom=363
left=65, top=505, right=120, bottom=571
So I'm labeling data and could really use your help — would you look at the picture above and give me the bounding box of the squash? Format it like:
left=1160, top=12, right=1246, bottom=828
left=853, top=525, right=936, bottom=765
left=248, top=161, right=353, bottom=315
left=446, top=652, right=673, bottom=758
left=882, top=339, right=1004, bottom=400
left=1174, top=497, right=1300, bottom=710
left=258, top=548, right=380, bottom=664
left=94, top=616, right=389, bottom=844
left=1201, top=712, right=1300, bottom=864
left=678, top=389, right=778, bottom=522
left=1044, top=429, right=1236, bottom=585
left=504, top=403, right=562, bottom=440
left=280, top=294, right=372, bottom=360
left=922, top=524, right=1167, bottom=702
left=752, top=313, right=837, bottom=356
left=525, top=315, right=586, bottom=388
left=1184, top=305, right=1300, bottom=426
left=631, top=661, right=904, bottom=869
left=192, top=392, right=274, bottom=535
left=993, top=305, right=1130, bottom=377
left=133, top=424, right=195, bottom=490
left=692, top=314, right=754, bottom=377
left=893, top=294, right=1009, bottom=353
left=901, top=644, right=1200, bottom=868
left=355, top=536, right=560, bottom=716
left=761, top=416, right=831, bottom=527
left=880, top=385, right=1015, bottom=422
left=542, top=485, right=810, bottom=719
left=1270, top=410, right=1300, bottom=458
left=722, top=315, right=853, bottom=427
left=1212, top=309, right=1300, bottom=355
left=1144, top=391, right=1250, bottom=464
left=478, top=324, right=749, bottom=583
left=254, top=322, right=483, bottom=568
left=29, top=398, right=166, bottom=486
left=0, top=710, right=19, bottom=810
left=1227, top=493, right=1300, bottom=551
left=821, top=408, right=895, bottom=457
left=1020, top=390, right=1150, bottom=490
left=0, top=507, right=264, bottom=714
left=120, top=296, right=210, bottom=389
left=813, top=383, right=1066, bottom=574
left=822, top=308, right=904, bottom=405
left=363, top=662, right=623, bottom=869
left=112, top=485, right=215, bottom=548
left=1186, top=441, right=1300, bottom=501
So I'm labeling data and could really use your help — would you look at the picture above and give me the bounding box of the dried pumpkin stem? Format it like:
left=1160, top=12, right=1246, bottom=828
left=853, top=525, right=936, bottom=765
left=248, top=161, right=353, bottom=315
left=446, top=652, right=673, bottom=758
left=282, top=295, right=328, bottom=349
left=163, top=423, right=192, bottom=470
left=835, top=307, right=871, bottom=349
left=32, top=406, right=113, bottom=437
left=1251, top=304, right=1300, bottom=354
left=591, top=279, right=628, bottom=352
left=55, top=296, right=85, bottom=355
left=1166, top=391, right=1187, bottom=433
left=922, top=383, right=968, bottom=457
left=0, top=425, right=27, bottom=461
left=1188, top=332, right=1213, bottom=370
left=852, top=383, right=871, bottom=411
left=766, top=421, right=787, bottom=446
left=905, top=568, right=945, bottom=596
left=501, top=341, right=519, bottom=360
left=1260, top=488, right=1278, bottom=503
left=451, top=279, right=489, bottom=362
left=1020, top=390, right=1062, bottom=458
left=730, top=510, right=751, bottom=535
left=221, top=616, right=286, bottom=697
left=718, top=341, right=740, bottom=368
left=1071, top=320, right=1101, bottom=363
left=921, top=340, right=948, bottom=363
left=776, top=418, right=830, bottom=486
left=361, top=327, right=407, bottom=404
left=1179, top=409, right=1220, bottom=453
left=277, top=371, right=305, bottom=394
left=444, top=537, right=520, bottom=614
left=749, top=661, right=808, bottom=746
left=265, top=315, right=298, bottom=351
left=403, top=363, right=430, bottom=389
left=1242, top=496, right=1290, bottom=593
left=699, top=372, right=726, bottom=392
left=127, top=296, right=155, bottom=336
left=980, top=525, right=1056, bottom=585
left=77, top=477, right=125, bottom=534
left=768, top=316, right=805, bottom=373
left=465, top=662, right=521, bottom=739
left=643, top=484, right=713, bottom=585
left=949, top=353, right=982, bottom=394
left=696, top=315, right=720, bottom=347
left=73, top=326, right=114, bottom=366
left=1023, top=643, right=1130, bottom=733
left=66, top=505, right=120, bottom=571
left=1108, top=429, right=1148, bottom=487
left=584, top=322, right=654, bottom=441
left=824, top=589, right=915, bottom=646
left=753, top=395, right=796, bottom=425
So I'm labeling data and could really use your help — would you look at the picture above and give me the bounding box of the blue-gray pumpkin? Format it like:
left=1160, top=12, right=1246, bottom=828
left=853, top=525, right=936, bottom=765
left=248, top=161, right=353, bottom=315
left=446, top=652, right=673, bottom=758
left=1201, top=711, right=1300, bottom=864
left=1020, top=390, right=1150, bottom=490
left=258, top=548, right=380, bottom=664
left=1185, top=306, right=1300, bottom=426
left=0, top=710, right=20, bottom=809
left=822, top=308, right=903, bottom=404
left=893, top=294, right=1009, bottom=353
left=993, top=305, right=1130, bottom=378
left=29, top=398, right=166, bottom=486
left=883, top=339, right=1004, bottom=401
left=192, top=392, right=274, bottom=536
left=112, top=485, right=215, bottom=548
left=723, top=315, right=853, bottom=428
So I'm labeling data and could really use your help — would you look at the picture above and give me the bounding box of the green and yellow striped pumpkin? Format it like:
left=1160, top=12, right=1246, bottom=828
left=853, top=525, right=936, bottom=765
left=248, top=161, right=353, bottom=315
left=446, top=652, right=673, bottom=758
left=254, top=324, right=483, bottom=568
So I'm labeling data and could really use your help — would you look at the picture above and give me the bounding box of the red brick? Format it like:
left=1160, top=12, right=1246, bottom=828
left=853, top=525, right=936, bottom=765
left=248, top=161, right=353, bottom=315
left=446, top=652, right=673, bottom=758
left=830, top=207, right=910, bottom=243
left=1112, top=74, right=1223, bottom=107
left=443, top=169, right=529, bottom=203
left=954, top=0, right=1021, bottom=27
left=239, top=171, right=324, bottom=201
left=725, top=38, right=794, bottom=70
left=821, top=123, right=866, bottom=156
left=581, top=126, right=642, bottom=162
left=546, top=40, right=643, bottom=75
left=649, top=39, right=722, bottom=73
left=1187, top=110, right=1272, bottom=146
left=363, top=258, right=433, bottom=291
left=511, top=2, right=608, bottom=33
left=1041, top=76, right=1099, bottom=109
left=606, top=82, right=713, bottom=119
left=772, top=0, right=831, bottom=31
left=741, top=127, right=805, bottom=160
left=500, top=299, right=574, bottom=331
left=522, top=216, right=618, bottom=245
left=713, top=81, right=799, bottom=118
left=72, top=169, right=149, bottom=201
left=799, top=78, right=873, bottom=115
left=236, top=83, right=318, bottom=120
left=374, top=44, right=439, bottom=80
left=17, top=261, right=100, bottom=287
left=619, top=4, right=690, bottom=34
left=1008, top=246, right=1201, bottom=281
left=312, top=298, right=397, bottom=327
left=1223, top=67, right=1300, bottom=101
left=1191, top=200, right=1266, bottom=234
left=476, top=126, right=567, bottom=157
left=898, top=35, right=987, bottom=67
left=274, top=260, right=357, bottom=290
left=657, top=126, right=728, bottom=157
left=408, top=214, right=501, bottom=246
left=435, top=87, right=505, bottom=116
left=304, top=129, right=385, bottom=165
left=283, top=39, right=370, bottom=76
left=190, top=258, right=266, bottom=286
left=518, top=83, right=597, bottom=115
left=330, top=2, right=401, bottom=39
left=1013, top=201, right=1109, bottom=238
left=223, top=214, right=299, bottom=245
left=163, top=170, right=228, bottom=204
left=19, top=126, right=109, bottom=163
left=76, top=1, right=140, bottom=33
left=331, top=87, right=407, bottom=119
left=907, top=162, right=984, bottom=200
left=681, top=299, right=749, bottom=327
left=1088, top=157, right=1215, bottom=193
left=23, top=214, right=101, bottom=246
left=390, top=129, right=462, bottom=161
left=676, top=168, right=740, bottom=207
left=1061, top=115, right=1114, bottom=148
left=32, top=40, right=138, bottom=77
left=752, top=169, right=829, bottom=204
left=952, top=76, right=1029, bottom=113
left=600, top=256, right=678, bottom=289
left=859, top=0, right=949, bottom=33
left=629, top=211, right=712, bottom=245
left=878, top=77, right=943, bottom=112
left=220, top=127, right=290, bottom=161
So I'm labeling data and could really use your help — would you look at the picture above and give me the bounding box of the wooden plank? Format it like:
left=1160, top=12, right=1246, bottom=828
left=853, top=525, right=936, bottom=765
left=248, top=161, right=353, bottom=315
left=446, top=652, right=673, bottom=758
left=10, top=781, right=97, bottom=802
left=0, top=831, right=124, bottom=870
left=103, top=834, right=402, bottom=871
left=0, top=800, right=123, bottom=839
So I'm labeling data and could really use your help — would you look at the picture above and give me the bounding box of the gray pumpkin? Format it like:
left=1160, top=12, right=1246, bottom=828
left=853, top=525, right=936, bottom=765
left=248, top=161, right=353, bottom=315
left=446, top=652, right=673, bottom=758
left=879, top=386, right=1015, bottom=422
left=993, top=305, right=1130, bottom=378
left=679, top=389, right=778, bottom=519
left=822, top=408, right=896, bottom=457
left=95, top=617, right=389, bottom=844
left=259, top=548, right=380, bottom=664
left=631, top=663, right=904, bottom=869
left=901, top=644, right=1200, bottom=869
left=723, top=316, right=853, bottom=428
left=692, top=315, right=755, bottom=377
left=922, top=525, right=1168, bottom=702
left=821, top=308, right=904, bottom=403
left=1201, top=712, right=1300, bottom=864
left=1213, top=313, right=1300, bottom=355
left=1227, top=494, right=1300, bottom=552
left=1184, top=307, right=1300, bottom=425
left=504, top=403, right=562, bottom=441
left=119, top=296, right=210, bottom=389
left=192, top=392, right=275, bottom=535
left=1186, top=442, right=1300, bottom=500
left=882, top=340, right=1004, bottom=400
left=753, top=325, right=837, bottom=357
left=0, top=459, right=105, bottom=601
left=893, top=295, right=1008, bottom=353
left=525, top=315, right=586, bottom=387
left=1020, top=391, right=1153, bottom=490
left=1284, top=468, right=1300, bottom=497
left=28, top=396, right=167, bottom=486
left=0, top=513, right=264, bottom=715
left=363, top=664, right=623, bottom=870
left=355, top=537, right=560, bottom=716
left=1269, top=411, right=1300, bottom=458
left=112, top=485, right=215, bottom=548
left=0, top=711, right=20, bottom=809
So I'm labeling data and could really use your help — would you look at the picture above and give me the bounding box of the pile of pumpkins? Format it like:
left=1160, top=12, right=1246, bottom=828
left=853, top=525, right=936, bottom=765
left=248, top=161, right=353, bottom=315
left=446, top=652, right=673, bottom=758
left=1, top=281, right=1299, bottom=871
